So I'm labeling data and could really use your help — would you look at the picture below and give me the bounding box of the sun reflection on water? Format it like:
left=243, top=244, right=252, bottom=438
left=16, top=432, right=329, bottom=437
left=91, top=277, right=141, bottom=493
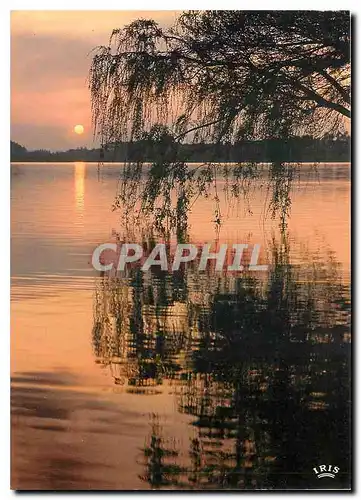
left=74, top=162, right=85, bottom=218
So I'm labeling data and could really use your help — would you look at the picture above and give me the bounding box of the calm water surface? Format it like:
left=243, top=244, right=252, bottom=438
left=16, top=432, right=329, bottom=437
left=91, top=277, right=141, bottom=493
left=11, top=162, right=351, bottom=490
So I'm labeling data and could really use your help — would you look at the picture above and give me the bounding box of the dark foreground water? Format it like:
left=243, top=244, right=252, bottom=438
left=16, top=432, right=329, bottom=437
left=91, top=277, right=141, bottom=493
left=11, top=162, right=351, bottom=490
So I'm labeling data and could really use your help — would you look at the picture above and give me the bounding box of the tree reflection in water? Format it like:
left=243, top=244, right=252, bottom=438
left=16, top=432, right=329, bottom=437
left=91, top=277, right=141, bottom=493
left=92, top=233, right=350, bottom=489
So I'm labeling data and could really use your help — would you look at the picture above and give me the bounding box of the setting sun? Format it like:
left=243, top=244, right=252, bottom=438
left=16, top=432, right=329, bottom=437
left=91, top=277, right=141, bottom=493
left=74, top=124, right=84, bottom=135
left=10, top=10, right=352, bottom=492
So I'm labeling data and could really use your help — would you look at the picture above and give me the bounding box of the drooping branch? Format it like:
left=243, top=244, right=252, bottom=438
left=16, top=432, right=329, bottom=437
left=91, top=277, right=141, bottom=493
left=88, top=11, right=351, bottom=235
left=90, top=11, right=350, bottom=145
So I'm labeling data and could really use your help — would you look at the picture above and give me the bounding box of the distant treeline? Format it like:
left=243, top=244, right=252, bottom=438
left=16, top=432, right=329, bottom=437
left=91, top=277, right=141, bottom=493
left=11, top=134, right=350, bottom=163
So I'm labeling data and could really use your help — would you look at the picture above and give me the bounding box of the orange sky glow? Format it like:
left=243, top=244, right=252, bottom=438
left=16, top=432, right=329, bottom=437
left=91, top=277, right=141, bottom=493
left=11, top=11, right=350, bottom=151
left=11, top=11, right=179, bottom=151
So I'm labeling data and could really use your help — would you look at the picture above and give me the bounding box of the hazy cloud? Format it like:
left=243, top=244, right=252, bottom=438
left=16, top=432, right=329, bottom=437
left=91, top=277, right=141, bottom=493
left=11, top=11, right=178, bottom=151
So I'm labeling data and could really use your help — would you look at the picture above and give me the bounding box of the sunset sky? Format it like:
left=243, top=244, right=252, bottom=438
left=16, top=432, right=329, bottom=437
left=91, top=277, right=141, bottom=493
left=11, top=11, right=179, bottom=151
left=11, top=10, right=350, bottom=152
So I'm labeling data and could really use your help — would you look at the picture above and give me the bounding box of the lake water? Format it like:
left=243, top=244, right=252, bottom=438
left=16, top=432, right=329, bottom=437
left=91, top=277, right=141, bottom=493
left=11, top=162, right=351, bottom=490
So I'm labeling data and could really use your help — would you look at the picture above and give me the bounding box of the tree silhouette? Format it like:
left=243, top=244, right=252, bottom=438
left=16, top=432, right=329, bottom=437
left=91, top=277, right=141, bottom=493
left=90, top=11, right=350, bottom=144
left=89, top=11, right=350, bottom=234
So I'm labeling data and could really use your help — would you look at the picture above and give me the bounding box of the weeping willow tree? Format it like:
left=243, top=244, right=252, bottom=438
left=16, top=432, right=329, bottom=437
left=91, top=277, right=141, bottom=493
left=89, top=10, right=350, bottom=235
